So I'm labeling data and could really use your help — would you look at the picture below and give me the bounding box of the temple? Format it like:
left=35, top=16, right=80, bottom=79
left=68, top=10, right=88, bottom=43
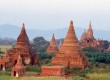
left=79, top=22, right=105, bottom=52
left=11, top=54, right=26, bottom=77
left=10, top=23, right=34, bottom=65
left=51, top=20, right=90, bottom=69
left=14, top=23, right=32, bottom=54
left=46, top=34, right=59, bottom=53
left=0, top=23, right=38, bottom=71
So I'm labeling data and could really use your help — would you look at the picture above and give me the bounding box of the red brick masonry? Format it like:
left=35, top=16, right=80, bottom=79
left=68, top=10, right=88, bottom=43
left=41, top=66, right=65, bottom=76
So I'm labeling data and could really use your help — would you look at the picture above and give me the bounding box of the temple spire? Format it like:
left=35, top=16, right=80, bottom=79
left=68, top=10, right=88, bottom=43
left=50, top=34, right=56, bottom=46
left=80, top=29, right=87, bottom=42
left=15, top=54, right=23, bottom=67
left=11, top=54, right=26, bottom=77
left=20, top=23, right=26, bottom=35
left=59, top=20, right=78, bottom=53
left=87, top=21, right=94, bottom=39
left=46, top=34, right=59, bottom=53
left=67, top=20, right=75, bottom=35
left=14, top=23, right=31, bottom=52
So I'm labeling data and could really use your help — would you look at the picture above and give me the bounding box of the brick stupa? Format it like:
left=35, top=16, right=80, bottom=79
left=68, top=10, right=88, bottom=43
left=11, top=54, right=26, bottom=77
left=0, top=23, right=38, bottom=70
left=14, top=23, right=31, bottom=54
left=0, top=49, right=10, bottom=71
left=12, top=23, right=34, bottom=65
left=46, top=34, right=59, bottom=53
left=52, top=20, right=90, bottom=69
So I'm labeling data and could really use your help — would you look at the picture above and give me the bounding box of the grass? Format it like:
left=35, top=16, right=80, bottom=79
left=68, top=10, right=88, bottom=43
left=0, top=71, right=71, bottom=80
left=26, top=71, right=39, bottom=75
left=0, top=69, right=110, bottom=80
left=86, top=73, right=110, bottom=80
left=0, top=76, right=70, bottom=80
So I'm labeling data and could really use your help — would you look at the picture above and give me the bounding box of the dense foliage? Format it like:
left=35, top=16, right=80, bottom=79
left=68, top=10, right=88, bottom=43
left=65, top=67, right=90, bottom=77
left=31, top=37, right=49, bottom=53
left=102, top=40, right=109, bottom=49
left=84, top=52, right=110, bottom=64
left=0, top=51, right=3, bottom=54
left=37, top=52, right=54, bottom=66
left=25, top=65, right=40, bottom=73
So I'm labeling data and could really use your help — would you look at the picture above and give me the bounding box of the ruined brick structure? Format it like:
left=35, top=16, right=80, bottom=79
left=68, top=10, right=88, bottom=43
left=79, top=22, right=105, bottom=52
left=41, top=66, right=65, bottom=76
left=0, top=49, right=13, bottom=71
left=10, top=23, right=34, bottom=65
left=46, top=34, right=59, bottom=53
left=11, top=55, right=26, bottom=77
left=0, top=23, right=38, bottom=71
left=52, top=20, right=90, bottom=69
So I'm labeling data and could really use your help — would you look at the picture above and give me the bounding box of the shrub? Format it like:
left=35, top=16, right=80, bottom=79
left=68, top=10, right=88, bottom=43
left=25, top=65, right=40, bottom=73
left=65, top=67, right=90, bottom=77
left=73, top=76, right=85, bottom=80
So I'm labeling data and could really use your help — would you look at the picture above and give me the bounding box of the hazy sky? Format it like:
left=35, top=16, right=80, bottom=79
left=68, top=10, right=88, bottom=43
left=0, top=0, right=110, bottom=30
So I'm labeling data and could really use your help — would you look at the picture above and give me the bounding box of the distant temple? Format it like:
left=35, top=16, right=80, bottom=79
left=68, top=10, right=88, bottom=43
left=51, top=20, right=90, bottom=69
left=79, top=22, right=105, bottom=52
left=46, top=34, right=59, bottom=53
left=0, top=23, right=38, bottom=71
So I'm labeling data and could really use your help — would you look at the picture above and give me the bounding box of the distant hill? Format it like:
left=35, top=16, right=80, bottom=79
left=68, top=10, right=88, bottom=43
left=0, top=24, right=110, bottom=41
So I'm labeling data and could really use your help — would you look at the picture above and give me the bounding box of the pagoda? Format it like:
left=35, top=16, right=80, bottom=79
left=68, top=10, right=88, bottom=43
left=14, top=23, right=31, bottom=54
left=79, top=22, right=105, bottom=52
left=52, top=20, right=90, bottom=69
left=0, top=49, right=12, bottom=71
left=46, top=34, right=59, bottom=53
left=0, top=23, right=38, bottom=69
left=10, top=23, right=35, bottom=65
left=11, top=54, right=26, bottom=77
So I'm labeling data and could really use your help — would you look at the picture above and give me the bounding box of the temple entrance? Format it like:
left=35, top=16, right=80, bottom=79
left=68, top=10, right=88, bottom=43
left=14, top=60, right=17, bottom=66
left=1, top=64, right=3, bottom=70
left=87, top=40, right=90, bottom=43
left=14, top=71, right=16, bottom=76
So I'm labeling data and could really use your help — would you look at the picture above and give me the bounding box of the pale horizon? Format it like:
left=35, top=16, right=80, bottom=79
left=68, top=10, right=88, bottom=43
left=0, top=0, right=110, bottom=30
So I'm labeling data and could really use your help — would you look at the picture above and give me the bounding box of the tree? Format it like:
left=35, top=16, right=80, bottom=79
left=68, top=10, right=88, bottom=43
left=31, top=37, right=49, bottom=53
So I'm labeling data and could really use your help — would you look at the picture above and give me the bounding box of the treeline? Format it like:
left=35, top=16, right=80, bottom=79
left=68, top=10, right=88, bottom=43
left=83, top=47, right=110, bottom=64
left=85, top=52, right=110, bottom=64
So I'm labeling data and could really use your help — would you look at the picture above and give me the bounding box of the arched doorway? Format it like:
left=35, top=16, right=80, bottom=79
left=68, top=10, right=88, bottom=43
left=14, top=60, right=17, bottom=66
left=14, top=71, right=16, bottom=76
left=1, top=64, right=3, bottom=70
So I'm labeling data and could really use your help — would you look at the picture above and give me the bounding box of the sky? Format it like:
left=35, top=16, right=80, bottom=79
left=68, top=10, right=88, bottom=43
left=0, top=0, right=110, bottom=30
